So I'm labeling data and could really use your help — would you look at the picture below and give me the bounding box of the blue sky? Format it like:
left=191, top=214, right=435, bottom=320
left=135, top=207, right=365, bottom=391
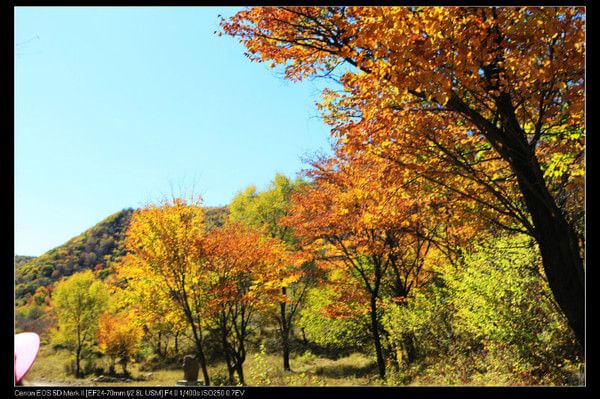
left=14, top=7, right=335, bottom=256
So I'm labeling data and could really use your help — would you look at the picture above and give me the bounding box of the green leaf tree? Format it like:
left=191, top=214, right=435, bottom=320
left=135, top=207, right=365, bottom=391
left=52, top=270, right=109, bottom=378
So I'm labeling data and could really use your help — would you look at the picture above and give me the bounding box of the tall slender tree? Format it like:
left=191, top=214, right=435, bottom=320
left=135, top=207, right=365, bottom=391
left=203, top=222, right=294, bottom=384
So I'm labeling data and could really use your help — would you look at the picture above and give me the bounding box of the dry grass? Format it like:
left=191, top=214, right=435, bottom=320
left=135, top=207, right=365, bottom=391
left=26, top=345, right=580, bottom=387
left=24, top=346, right=381, bottom=387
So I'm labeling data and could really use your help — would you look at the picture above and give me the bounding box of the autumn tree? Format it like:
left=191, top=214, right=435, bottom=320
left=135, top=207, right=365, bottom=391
left=117, top=198, right=212, bottom=385
left=283, top=155, right=438, bottom=378
left=229, top=174, right=313, bottom=371
left=97, top=312, right=143, bottom=376
left=221, top=6, right=585, bottom=346
left=229, top=174, right=306, bottom=243
left=114, top=258, right=188, bottom=360
left=203, top=222, right=292, bottom=385
left=52, top=270, right=109, bottom=378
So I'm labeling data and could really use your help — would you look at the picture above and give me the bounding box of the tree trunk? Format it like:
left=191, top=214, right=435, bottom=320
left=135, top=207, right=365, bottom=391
left=235, top=361, right=245, bottom=385
left=75, top=347, right=82, bottom=378
left=121, top=359, right=129, bottom=377
left=369, top=295, right=386, bottom=379
left=221, top=323, right=235, bottom=384
left=227, top=365, right=235, bottom=386
left=189, top=324, right=210, bottom=385
left=109, top=358, right=116, bottom=376
left=233, top=335, right=248, bottom=385
left=108, top=356, right=117, bottom=375
left=301, top=328, right=308, bottom=346
left=280, top=286, right=292, bottom=371
left=402, top=333, right=417, bottom=364
left=510, top=144, right=585, bottom=347
left=156, top=332, right=163, bottom=358
left=282, top=328, right=291, bottom=372
left=195, top=340, right=210, bottom=385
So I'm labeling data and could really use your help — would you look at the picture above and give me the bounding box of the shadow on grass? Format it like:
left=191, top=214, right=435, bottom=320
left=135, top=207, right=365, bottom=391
left=314, top=359, right=378, bottom=379
left=297, top=341, right=364, bottom=361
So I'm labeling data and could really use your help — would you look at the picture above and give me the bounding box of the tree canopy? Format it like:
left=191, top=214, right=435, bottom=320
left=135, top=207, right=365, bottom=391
left=221, top=6, right=585, bottom=346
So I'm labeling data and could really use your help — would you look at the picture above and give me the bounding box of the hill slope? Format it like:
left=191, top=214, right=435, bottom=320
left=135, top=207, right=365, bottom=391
left=15, top=209, right=135, bottom=307
left=15, top=255, right=36, bottom=269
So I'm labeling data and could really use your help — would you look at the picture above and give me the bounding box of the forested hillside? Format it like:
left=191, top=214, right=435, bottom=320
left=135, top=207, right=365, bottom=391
left=15, top=255, right=35, bottom=269
left=204, top=206, right=230, bottom=230
left=16, top=209, right=135, bottom=308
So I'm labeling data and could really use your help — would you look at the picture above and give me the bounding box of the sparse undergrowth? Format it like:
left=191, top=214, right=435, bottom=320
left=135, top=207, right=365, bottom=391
left=25, top=346, right=381, bottom=386
left=24, top=345, right=582, bottom=387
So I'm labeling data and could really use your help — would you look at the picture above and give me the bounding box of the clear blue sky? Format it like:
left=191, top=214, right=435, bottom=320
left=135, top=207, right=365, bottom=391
left=15, top=7, right=335, bottom=256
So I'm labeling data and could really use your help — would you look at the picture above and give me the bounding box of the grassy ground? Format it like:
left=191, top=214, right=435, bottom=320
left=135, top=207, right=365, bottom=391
left=24, top=343, right=583, bottom=386
left=24, top=345, right=382, bottom=386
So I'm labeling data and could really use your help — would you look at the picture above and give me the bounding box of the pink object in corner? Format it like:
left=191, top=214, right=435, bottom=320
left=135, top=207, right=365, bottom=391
left=14, top=332, right=40, bottom=384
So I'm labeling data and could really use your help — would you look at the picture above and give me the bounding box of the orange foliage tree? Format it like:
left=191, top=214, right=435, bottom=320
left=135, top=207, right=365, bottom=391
left=283, top=154, right=440, bottom=378
left=228, top=175, right=315, bottom=372
left=221, top=6, right=585, bottom=346
left=203, top=222, right=298, bottom=385
left=97, top=312, right=143, bottom=376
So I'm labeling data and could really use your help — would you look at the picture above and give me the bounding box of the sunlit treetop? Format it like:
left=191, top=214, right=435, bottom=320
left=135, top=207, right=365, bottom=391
left=221, top=6, right=584, bottom=240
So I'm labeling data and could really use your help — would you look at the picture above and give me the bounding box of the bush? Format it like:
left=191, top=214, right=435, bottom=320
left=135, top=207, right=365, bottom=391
left=381, top=234, right=582, bottom=385
left=298, top=287, right=371, bottom=354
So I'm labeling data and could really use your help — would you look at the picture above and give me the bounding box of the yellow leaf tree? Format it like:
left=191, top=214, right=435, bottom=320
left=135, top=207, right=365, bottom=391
left=228, top=174, right=314, bottom=372
left=52, top=270, right=109, bottom=378
left=117, top=197, right=212, bottom=385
